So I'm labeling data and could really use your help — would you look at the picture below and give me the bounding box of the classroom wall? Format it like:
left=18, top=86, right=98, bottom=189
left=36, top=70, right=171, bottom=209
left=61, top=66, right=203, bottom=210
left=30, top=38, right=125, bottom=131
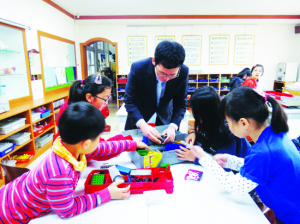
left=1, top=0, right=76, bottom=99
left=296, top=34, right=300, bottom=81
left=77, top=22, right=299, bottom=90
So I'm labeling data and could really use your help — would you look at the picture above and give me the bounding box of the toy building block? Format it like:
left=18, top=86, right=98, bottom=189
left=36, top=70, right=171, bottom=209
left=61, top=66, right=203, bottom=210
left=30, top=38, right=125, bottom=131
left=137, top=149, right=148, bottom=156
left=91, top=174, right=105, bottom=185
left=115, top=165, right=131, bottom=175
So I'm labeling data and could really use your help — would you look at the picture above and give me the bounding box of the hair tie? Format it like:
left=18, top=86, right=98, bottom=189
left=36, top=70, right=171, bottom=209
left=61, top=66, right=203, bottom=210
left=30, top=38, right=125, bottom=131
left=81, top=79, right=84, bottom=84
left=253, top=64, right=257, bottom=67
left=253, top=89, right=270, bottom=102
left=94, top=73, right=102, bottom=84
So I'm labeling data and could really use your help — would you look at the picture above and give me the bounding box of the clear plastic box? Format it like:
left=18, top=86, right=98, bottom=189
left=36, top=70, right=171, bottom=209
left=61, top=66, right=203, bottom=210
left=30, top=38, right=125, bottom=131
left=0, top=118, right=26, bottom=134
left=6, top=132, right=31, bottom=145
left=31, top=112, right=41, bottom=122
left=35, top=133, right=54, bottom=148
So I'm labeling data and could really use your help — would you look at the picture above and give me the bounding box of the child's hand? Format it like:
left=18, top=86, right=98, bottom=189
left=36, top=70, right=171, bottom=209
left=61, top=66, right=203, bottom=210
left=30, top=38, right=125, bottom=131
left=185, top=133, right=196, bottom=145
left=191, top=145, right=206, bottom=159
left=213, top=154, right=228, bottom=167
left=175, top=146, right=196, bottom=162
left=132, top=137, right=142, bottom=142
left=107, top=180, right=130, bottom=200
left=136, top=141, right=150, bottom=150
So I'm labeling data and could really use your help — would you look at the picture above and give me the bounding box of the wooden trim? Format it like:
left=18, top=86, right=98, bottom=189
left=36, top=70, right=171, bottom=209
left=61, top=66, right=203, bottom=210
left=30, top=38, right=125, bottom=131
left=80, top=38, right=119, bottom=79
left=37, top=30, right=76, bottom=96
left=75, top=15, right=300, bottom=20
left=43, top=0, right=74, bottom=19
left=0, top=22, right=33, bottom=108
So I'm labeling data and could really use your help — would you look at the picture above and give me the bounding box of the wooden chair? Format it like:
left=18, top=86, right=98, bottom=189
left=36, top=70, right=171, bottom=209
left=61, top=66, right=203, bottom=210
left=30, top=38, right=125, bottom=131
left=0, top=164, right=29, bottom=185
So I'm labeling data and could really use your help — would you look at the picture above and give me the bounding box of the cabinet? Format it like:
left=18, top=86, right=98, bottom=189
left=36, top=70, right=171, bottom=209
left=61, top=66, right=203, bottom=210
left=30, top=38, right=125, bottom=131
left=115, top=73, right=237, bottom=110
left=0, top=91, right=69, bottom=187
left=273, top=80, right=296, bottom=93
left=116, top=74, right=128, bottom=109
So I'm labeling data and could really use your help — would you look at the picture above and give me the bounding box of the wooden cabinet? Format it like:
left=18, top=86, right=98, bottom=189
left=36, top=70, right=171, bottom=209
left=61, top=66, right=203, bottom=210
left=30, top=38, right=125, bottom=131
left=116, top=74, right=128, bottom=109
left=0, top=91, right=69, bottom=187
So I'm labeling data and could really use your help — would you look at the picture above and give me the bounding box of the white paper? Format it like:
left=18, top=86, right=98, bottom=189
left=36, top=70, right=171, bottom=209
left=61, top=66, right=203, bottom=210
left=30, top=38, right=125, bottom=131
left=209, top=35, right=230, bottom=65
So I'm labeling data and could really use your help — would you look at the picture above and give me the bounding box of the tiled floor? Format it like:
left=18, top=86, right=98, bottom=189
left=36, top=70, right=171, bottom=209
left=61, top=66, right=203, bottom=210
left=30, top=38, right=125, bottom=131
left=27, top=100, right=194, bottom=169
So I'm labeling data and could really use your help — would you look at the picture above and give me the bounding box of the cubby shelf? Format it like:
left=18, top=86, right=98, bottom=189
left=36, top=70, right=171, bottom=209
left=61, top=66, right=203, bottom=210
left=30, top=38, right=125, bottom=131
left=0, top=91, right=69, bottom=187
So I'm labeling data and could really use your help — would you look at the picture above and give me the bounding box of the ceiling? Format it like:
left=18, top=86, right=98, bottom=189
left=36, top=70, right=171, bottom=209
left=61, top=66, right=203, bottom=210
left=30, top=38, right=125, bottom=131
left=46, top=0, right=300, bottom=25
left=50, top=0, right=300, bottom=16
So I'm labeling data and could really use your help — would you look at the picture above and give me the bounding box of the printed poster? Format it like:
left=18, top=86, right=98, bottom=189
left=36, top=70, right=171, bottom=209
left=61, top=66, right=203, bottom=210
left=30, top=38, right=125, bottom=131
left=128, top=36, right=147, bottom=66
left=182, top=35, right=202, bottom=65
left=155, top=35, right=175, bottom=47
left=234, top=35, right=255, bottom=65
left=209, top=35, right=230, bottom=65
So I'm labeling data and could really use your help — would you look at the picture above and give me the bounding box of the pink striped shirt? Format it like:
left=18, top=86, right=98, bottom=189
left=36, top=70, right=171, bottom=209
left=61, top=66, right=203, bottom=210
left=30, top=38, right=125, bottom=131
left=0, top=140, right=137, bottom=223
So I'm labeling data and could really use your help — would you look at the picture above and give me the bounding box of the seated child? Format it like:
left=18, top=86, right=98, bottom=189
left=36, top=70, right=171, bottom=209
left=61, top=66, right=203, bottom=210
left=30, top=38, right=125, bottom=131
left=175, top=86, right=250, bottom=163
left=0, top=102, right=149, bottom=223
left=191, top=87, right=300, bottom=224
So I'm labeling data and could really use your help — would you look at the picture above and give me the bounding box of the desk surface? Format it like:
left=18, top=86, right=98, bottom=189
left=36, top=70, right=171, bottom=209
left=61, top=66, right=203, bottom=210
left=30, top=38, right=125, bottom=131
left=30, top=153, right=268, bottom=224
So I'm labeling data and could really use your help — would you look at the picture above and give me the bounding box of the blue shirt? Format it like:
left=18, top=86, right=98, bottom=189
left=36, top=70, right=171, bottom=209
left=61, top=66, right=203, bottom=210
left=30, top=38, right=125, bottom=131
left=240, top=126, right=300, bottom=224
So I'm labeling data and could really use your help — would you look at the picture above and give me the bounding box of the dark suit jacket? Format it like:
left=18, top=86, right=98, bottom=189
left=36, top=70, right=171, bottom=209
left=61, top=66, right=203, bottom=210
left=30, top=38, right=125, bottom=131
left=124, top=57, right=189, bottom=130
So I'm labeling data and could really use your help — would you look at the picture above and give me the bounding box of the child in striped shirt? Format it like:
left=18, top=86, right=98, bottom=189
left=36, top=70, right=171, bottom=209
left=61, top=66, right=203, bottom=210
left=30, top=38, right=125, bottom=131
left=0, top=102, right=149, bottom=223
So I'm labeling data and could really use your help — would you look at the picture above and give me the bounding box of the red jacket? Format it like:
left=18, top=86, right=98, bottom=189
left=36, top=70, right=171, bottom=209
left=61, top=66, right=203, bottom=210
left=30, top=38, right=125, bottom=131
left=54, top=101, right=133, bottom=161
left=242, top=78, right=257, bottom=88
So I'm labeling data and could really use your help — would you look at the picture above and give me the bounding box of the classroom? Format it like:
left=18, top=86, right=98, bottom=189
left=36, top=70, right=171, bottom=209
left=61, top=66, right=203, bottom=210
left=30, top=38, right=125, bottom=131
left=0, top=0, right=300, bottom=223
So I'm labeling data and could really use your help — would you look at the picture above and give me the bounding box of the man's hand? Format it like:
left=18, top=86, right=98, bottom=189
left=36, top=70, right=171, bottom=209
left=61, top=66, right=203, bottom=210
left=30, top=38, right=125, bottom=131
left=139, top=122, right=161, bottom=144
left=162, top=126, right=176, bottom=143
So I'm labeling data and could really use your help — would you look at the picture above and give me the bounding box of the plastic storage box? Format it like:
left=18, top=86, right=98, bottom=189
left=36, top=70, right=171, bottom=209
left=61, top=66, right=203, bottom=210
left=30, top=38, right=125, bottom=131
left=129, top=149, right=162, bottom=168
left=35, top=133, right=54, bottom=148
left=6, top=132, right=31, bottom=145
left=7, top=151, right=35, bottom=163
left=40, top=110, right=51, bottom=118
left=31, top=112, right=41, bottom=122
left=117, top=78, right=127, bottom=83
left=0, top=143, right=16, bottom=157
left=0, top=118, right=26, bottom=134
left=198, top=79, right=208, bottom=82
left=85, top=166, right=174, bottom=194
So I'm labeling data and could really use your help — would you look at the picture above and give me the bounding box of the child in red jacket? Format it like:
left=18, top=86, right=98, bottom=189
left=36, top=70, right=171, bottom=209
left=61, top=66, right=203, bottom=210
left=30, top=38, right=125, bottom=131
left=242, top=64, right=264, bottom=88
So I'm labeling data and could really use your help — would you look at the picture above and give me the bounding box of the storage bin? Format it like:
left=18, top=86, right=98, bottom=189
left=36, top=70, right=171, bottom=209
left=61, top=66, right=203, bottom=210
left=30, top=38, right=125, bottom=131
left=0, top=118, right=26, bottom=134
left=31, top=112, right=41, bottom=122
left=35, top=133, right=54, bottom=148
left=118, top=88, right=126, bottom=91
left=0, top=143, right=16, bottom=157
left=6, top=132, right=31, bottom=145
left=40, top=110, right=51, bottom=118
left=188, top=79, right=196, bottom=83
left=6, top=151, right=35, bottom=163
left=129, top=148, right=162, bottom=168
left=117, top=78, right=127, bottom=83
left=85, top=166, right=174, bottom=195
left=198, top=79, right=208, bottom=82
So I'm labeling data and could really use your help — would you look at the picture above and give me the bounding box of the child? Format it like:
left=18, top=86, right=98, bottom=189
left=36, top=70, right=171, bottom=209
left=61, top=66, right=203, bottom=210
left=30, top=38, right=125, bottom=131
left=56, top=73, right=135, bottom=160
left=242, top=64, right=264, bottom=88
left=0, top=102, right=149, bottom=223
left=175, top=86, right=250, bottom=163
left=228, top=67, right=251, bottom=91
left=191, top=87, right=300, bottom=224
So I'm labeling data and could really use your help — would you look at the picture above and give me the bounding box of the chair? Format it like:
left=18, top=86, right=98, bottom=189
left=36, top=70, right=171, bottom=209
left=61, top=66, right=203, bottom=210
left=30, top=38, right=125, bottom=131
left=0, top=164, right=30, bottom=184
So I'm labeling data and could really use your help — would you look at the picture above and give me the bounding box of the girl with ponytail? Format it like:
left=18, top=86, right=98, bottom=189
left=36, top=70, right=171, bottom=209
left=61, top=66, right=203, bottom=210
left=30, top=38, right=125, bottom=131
left=190, top=86, right=300, bottom=224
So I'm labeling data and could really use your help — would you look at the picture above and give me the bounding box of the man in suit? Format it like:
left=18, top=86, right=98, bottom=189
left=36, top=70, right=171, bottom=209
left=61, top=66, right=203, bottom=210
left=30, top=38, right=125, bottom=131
left=124, top=41, right=188, bottom=144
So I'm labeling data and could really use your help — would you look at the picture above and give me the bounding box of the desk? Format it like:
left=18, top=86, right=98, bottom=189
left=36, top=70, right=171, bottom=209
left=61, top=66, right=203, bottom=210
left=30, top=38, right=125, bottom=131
left=30, top=153, right=268, bottom=224
left=116, top=104, right=190, bottom=134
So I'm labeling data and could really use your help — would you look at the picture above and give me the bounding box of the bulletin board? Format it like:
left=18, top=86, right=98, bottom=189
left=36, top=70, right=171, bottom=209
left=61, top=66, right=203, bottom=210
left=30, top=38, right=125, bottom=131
left=155, top=36, right=175, bottom=47
left=37, top=30, right=77, bottom=95
left=182, top=35, right=202, bottom=66
left=209, top=35, right=230, bottom=65
left=128, top=36, right=147, bottom=66
left=234, top=35, right=255, bottom=65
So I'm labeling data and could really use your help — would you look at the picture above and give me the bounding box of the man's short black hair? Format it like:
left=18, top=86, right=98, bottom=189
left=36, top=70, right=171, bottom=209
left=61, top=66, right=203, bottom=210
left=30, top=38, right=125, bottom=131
left=58, top=102, right=105, bottom=144
left=154, top=41, right=185, bottom=69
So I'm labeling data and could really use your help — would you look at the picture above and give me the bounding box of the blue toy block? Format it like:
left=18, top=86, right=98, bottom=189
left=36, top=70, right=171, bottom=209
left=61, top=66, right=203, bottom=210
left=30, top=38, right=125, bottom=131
left=142, top=136, right=148, bottom=145
left=164, top=143, right=186, bottom=152
left=115, top=165, right=131, bottom=175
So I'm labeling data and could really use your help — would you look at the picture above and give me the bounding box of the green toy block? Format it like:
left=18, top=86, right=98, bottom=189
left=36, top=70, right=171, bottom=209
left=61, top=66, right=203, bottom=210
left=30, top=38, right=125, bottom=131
left=137, top=149, right=148, bottom=156
left=91, top=174, right=105, bottom=185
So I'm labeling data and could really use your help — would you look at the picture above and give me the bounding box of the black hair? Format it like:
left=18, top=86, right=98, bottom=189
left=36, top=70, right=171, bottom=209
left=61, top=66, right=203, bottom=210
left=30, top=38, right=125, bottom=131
left=59, top=102, right=105, bottom=144
left=191, top=86, right=233, bottom=153
left=68, top=74, right=113, bottom=105
left=154, top=41, right=185, bottom=69
left=237, top=68, right=251, bottom=79
left=220, top=86, right=288, bottom=133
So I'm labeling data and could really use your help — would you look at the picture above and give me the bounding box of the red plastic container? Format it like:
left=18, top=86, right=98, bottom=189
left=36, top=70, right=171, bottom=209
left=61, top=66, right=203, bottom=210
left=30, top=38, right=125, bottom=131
left=8, top=151, right=35, bottom=163
left=266, top=91, right=293, bottom=100
left=102, top=125, right=111, bottom=134
left=33, top=128, right=44, bottom=137
left=117, top=78, right=127, bottom=83
left=85, top=166, right=174, bottom=194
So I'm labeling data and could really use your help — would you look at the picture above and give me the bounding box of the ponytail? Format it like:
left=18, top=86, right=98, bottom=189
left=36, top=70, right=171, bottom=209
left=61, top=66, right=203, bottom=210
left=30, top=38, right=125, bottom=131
left=220, top=86, right=289, bottom=133
left=68, top=74, right=113, bottom=105
left=266, top=96, right=289, bottom=133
